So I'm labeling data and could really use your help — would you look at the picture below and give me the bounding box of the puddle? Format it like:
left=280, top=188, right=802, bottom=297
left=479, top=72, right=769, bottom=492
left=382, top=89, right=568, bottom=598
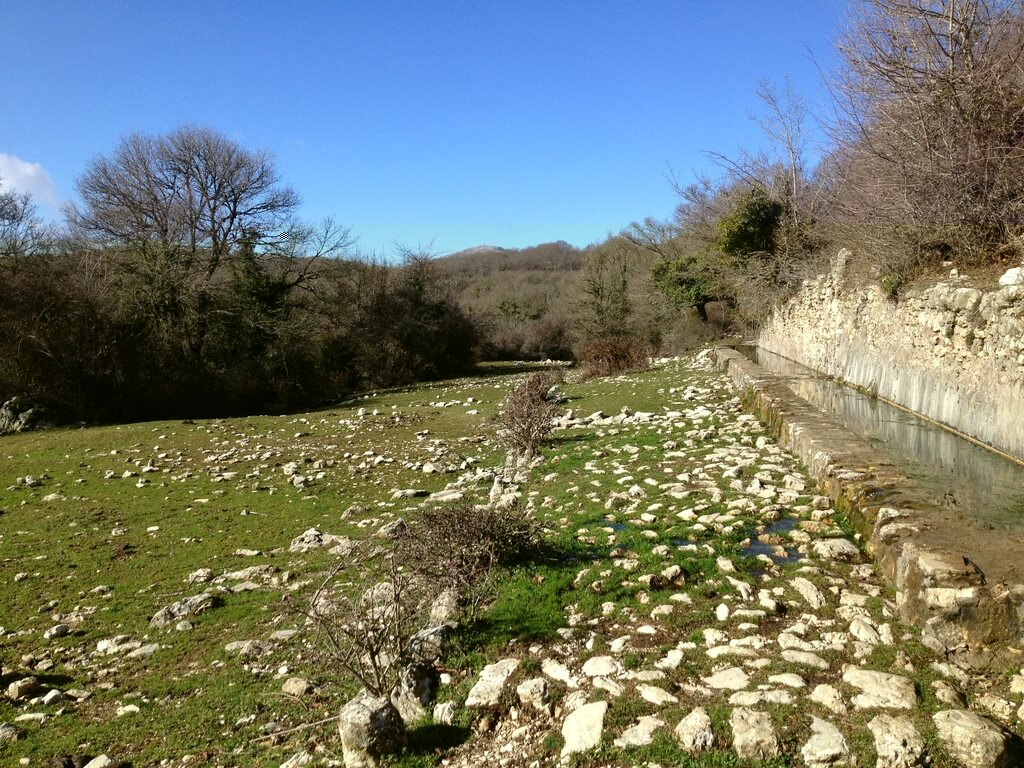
left=738, top=346, right=1024, bottom=530
left=745, top=517, right=802, bottom=565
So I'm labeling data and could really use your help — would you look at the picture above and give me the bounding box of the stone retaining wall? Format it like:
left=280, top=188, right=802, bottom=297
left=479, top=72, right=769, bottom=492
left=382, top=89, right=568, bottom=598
left=716, top=346, right=1024, bottom=670
left=757, top=254, right=1024, bottom=460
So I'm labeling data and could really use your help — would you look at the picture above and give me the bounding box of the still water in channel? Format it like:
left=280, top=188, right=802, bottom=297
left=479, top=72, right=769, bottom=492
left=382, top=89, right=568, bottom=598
left=738, top=346, right=1024, bottom=530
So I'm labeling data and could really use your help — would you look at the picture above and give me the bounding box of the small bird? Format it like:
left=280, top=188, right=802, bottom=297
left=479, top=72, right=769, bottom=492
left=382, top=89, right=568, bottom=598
left=962, top=556, right=986, bottom=585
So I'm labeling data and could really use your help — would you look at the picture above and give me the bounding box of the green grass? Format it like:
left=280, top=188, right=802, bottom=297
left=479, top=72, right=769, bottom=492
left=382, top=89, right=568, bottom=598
left=3, top=356, right=1021, bottom=767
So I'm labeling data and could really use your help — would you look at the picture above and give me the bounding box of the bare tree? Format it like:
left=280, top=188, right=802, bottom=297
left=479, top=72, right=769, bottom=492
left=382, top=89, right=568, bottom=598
left=0, top=177, right=49, bottom=260
left=828, top=0, right=1024, bottom=266
left=69, top=125, right=301, bottom=268
left=68, top=126, right=354, bottom=363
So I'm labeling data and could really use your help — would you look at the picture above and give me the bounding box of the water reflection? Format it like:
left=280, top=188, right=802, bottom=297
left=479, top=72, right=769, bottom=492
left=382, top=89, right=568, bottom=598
left=738, top=346, right=1024, bottom=529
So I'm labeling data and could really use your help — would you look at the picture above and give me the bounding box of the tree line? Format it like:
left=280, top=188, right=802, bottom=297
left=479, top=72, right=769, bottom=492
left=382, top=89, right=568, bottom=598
left=3, top=0, right=1022, bottom=423
left=0, top=126, right=477, bottom=423
left=447, top=0, right=1024, bottom=372
left=628, top=0, right=1024, bottom=331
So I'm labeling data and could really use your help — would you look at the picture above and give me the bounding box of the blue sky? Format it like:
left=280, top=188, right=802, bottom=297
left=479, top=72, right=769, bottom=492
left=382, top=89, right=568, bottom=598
left=1, top=1, right=846, bottom=256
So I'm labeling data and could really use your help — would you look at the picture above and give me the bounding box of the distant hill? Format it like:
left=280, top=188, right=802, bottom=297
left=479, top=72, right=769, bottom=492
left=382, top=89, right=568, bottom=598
left=435, top=241, right=589, bottom=360
left=437, top=240, right=587, bottom=278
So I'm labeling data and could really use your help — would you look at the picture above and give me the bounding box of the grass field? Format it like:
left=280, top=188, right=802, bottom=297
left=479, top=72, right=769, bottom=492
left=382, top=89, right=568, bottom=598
left=1, top=357, right=1020, bottom=768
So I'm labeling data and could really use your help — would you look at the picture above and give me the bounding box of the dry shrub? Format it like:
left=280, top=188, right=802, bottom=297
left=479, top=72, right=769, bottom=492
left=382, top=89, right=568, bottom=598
left=396, top=502, right=544, bottom=616
left=301, top=539, right=433, bottom=696
left=497, top=371, right=563, bottom=456
left=576, top=334, right=651, bottom=378
left=302, top=502, right=545, bottom=694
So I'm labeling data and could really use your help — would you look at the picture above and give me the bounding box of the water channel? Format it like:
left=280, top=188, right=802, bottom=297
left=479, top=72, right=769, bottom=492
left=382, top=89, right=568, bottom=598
left=737, top=345, right=1024, bottom=531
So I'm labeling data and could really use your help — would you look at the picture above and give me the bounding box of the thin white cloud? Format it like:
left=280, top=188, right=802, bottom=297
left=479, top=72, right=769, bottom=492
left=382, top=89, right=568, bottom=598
left=0, top=152, right=61, bottom=207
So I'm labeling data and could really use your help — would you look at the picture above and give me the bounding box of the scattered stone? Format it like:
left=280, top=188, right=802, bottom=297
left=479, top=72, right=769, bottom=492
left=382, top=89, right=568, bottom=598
left=188, top=568, right=214, bottom=584
left=730, top=707, right=780, bottom=761
left=842, top=667, right=916, bottom=709
left=977, top=692, right=1016, bottom=723
left=561, top=700, right=607, bottom=757
left=999, top=266, right=1023, bottom=286
left=729, top=689, right=794, bottom=706
left=541, top=658, right=577, bottom=688
left=868, top=715, right=928, bottom=768
left=465, top=658, right=519, bottom=710
left=126, top=643, right=161, bottom=659
left=289, top=527, right=352, bottom=554
left=581, top=655, right=620, bottom=678
left=791, top=577, right=826, bottom=608
left=83, top=757, right=119, bottom=768
left=782, top=649, right=830, bottom=669
left=224, top=639, right=271, bottom=657
left=42, top=689, right=65, bottom=706
left=849, top=617, right=881, bottom=645
left=613, top=715, right=665, bottom=747
left=801, top=716, right=853, bottom=767
left=516, top=677, right=550, bottom=714
left=96, top=636, right=142, bottom=655
left=768, top=673, right=806, bottom=688
left=703, top=666, right=750, bottom=690
left=279, top=751, right=313, bottom=768
left=390, top=663, right=438, bottom=725
left=338, top=691, right=406, bottom=768
left=433, top=701, right=456, bottom=726
left=150, top=593, right=216, bottom=629
left=809, top=684, right=847, bottom=714
left=0, top=722, right=25, bottom=741
left=811, top=538, right=860, bottom=562
left=407, top=625, right=451, bottom=664
left=7, top=677, right=40, bottom=701
left=637, top=684, right=677, bottom=706
left=674, top=707, right=714, bottom=754
left=932, top=680, right=966, bottom=708
left=932, top=709, right=1016, bottom=768
left=282, top=678, right=313, bottom=697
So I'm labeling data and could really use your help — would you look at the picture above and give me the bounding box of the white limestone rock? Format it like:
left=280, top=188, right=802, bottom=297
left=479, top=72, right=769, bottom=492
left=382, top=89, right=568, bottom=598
left=465, top=658, right=519, bottom=710
left=730, top=707, right=780, bottom=761
left=868, top=715, right=928, bottom=768
left=516, top=677, right=550, bottom=714
left=933, top=709, right=1016, bottom=768
left=801, top=716, right=853, bottom=767
left=674, top=707, right=714, bottom=754
left=811, top=538, right=861, bottom=562
left=581, top=655, right=620, bottom=678
left=791, top=577, right=826, bottom=609
left=703, top=666, right=750, bottom=690
left=613, top=715, right=665, bottom=747
left=809, top=684, right=847, bottom=715
left=561, top=700, right=607, bottom=757
left=637, top=684, right=677, bottom=706
left=842, top=667, right=916, bottom=709
left=338, top=691, right=406, bottom=768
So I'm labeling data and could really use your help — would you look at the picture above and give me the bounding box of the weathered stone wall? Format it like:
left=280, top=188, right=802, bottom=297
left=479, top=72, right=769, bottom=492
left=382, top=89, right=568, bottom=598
left=716, top=346, right=1024, bottom=668
left=758, top=254, right=1024, bottom=460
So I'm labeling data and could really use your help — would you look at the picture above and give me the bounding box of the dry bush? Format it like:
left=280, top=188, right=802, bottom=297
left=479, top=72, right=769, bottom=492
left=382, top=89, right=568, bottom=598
left=828, top=0, right=1024, bottom=270
left=300, top=540, right=434, bottom=696
left=576, top=334, right=651, bottom=379
left=396, top=503, right=544, bottom=617
left=497, top=371, right=563, bottom=456
left=302, top=502, right=545, bottom=694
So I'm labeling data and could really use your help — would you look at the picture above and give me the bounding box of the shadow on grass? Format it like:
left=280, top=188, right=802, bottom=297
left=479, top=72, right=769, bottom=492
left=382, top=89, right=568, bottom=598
left=406, top=722, right=472, bottom=752
left=547, top=432, right=593, bottom=447
left=453, top=545, right=585, bottom=656
left=473, top=361, right=571, bottom=377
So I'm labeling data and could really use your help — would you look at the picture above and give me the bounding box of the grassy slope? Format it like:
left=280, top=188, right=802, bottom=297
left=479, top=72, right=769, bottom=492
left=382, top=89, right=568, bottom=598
left=1, top=358, right=1019, bottom=767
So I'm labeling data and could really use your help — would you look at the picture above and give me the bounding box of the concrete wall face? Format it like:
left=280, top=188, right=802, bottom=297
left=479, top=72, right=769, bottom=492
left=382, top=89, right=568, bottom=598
left=758, top=262, right=1024, bottom=460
